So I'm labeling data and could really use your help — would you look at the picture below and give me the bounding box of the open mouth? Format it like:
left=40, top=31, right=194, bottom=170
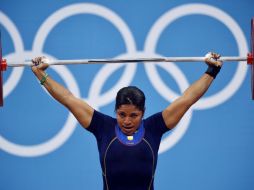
left=122, top=126, right=134, bottom=135
left=123, top=125, right=132, bottom=129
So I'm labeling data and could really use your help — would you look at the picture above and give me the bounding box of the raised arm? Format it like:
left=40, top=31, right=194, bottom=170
left=31, top=57, right=94, bottom=129
left=162, top=52, right=222, bottom=130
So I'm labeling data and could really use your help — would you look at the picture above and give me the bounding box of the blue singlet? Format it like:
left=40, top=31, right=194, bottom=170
left=87, top=110, right=169, bottom=190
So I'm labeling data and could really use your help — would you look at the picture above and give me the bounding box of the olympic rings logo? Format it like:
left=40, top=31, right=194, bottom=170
left=0, top=3, right=248, bottom=157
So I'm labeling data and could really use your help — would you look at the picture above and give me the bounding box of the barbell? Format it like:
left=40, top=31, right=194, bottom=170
left=0, top=18, right=253, bottom=107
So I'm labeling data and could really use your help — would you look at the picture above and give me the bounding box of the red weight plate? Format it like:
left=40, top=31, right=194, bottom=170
left=251, top=18, right=254, bottom=100
left=0, top=30, right=3, bottom=106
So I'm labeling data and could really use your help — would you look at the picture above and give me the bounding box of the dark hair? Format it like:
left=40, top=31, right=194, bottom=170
left=115, top=86, right=146, bottom=112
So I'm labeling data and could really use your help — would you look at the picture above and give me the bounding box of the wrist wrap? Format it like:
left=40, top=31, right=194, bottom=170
left=205, top=65, right=221, bottom=79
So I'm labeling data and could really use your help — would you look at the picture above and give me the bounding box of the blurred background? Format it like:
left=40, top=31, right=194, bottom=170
left=0, top=0, right=254, bottom=189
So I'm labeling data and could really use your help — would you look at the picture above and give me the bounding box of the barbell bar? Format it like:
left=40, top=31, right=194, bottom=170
left=0, top=18, right=253, bottom=107
left=2, top=56, right=249, bottom=67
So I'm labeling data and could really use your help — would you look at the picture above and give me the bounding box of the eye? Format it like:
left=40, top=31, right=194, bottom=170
left=118, top=112, right=126, bottom=118
left=130, top=113, right=138, bottom=118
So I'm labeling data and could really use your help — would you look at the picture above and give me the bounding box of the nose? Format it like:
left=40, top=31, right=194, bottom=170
left=123, top=117, right=131, bottom=126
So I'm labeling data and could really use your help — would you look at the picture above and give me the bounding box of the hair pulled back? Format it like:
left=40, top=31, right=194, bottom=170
left=115, top=86, right=146, bottom=112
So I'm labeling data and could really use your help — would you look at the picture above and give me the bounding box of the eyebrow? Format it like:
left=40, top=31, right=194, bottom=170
left=117, top=110, right=141, bottom=114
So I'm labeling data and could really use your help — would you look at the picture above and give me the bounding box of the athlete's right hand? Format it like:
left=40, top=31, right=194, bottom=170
left=31, top=56, right=50, bottom=71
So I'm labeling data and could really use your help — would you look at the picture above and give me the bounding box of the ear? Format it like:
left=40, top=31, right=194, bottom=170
left=142, top=107, right=146, bottom=117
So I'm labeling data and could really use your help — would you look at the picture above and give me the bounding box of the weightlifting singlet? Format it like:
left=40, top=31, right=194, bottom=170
left=87, top=110, right=169, bottom=190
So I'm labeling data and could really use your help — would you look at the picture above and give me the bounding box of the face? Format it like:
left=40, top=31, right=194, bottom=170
left=116, top=104, right=144, bottom=136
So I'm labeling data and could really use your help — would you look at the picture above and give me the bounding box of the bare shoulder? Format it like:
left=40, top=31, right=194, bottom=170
left=162, top=97, right=190, bottom=130
left=66, top=95, right=95, bottom=129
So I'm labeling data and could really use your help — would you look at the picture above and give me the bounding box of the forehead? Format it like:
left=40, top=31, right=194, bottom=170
left=117, top=104, right=142, bottom=113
